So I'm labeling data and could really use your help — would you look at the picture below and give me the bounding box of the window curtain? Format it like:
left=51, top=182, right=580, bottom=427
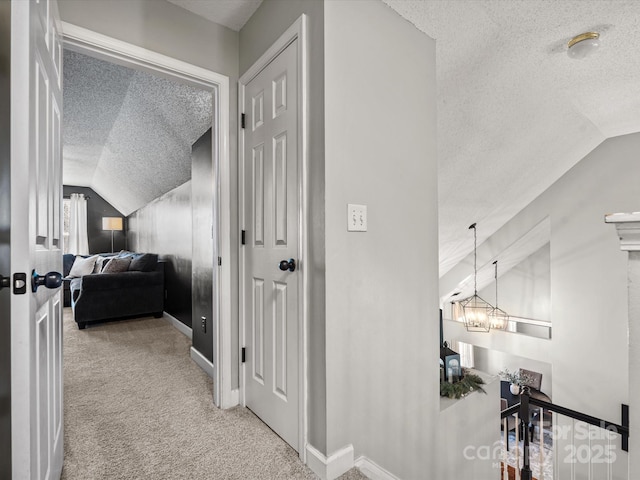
left=67, top=193, right=89, bottom=255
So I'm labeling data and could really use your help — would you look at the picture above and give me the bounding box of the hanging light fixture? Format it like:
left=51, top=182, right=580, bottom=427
left=488, top=260, right=509, bottom=330
left=460, top=223, right=493, bottom=332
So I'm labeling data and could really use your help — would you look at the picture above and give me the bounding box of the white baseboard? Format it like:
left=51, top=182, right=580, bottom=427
left=190, top=346, right=214, bottom=378
left=354, top=456, right=399, bottom=480
left=163, top=312, right=192, bottom=339
left=306, top=444, right=354, bottom=480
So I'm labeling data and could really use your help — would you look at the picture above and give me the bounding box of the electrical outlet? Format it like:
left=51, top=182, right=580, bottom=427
left=201, top=316, right=206, bottom=333
left=347, top=204, right=367, bottom=232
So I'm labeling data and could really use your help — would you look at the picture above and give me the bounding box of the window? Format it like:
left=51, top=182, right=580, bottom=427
left=63, top=198, right=70, bottom=254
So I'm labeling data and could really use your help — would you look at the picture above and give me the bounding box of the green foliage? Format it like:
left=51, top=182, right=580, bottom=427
left=498, top=367, right=534, bottom=387
left=439, top=370, right=486, bottom=399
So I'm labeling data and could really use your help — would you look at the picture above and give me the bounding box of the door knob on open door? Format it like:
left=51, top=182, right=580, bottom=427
left=278, top=259, right=296, bottom=272
left=0, top=275, right=9, bottom=290
left=31, top=270, right=63, bottom=293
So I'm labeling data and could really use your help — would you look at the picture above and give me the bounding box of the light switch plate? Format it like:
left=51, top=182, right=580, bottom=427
left=347, top=204, right=367, bottom=232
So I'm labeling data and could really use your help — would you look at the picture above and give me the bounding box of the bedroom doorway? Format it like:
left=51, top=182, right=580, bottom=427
left=61, top=23, right=233, bottom=408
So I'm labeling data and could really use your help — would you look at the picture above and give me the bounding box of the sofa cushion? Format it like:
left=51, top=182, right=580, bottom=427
left=129, top=253, right=158, bottom=272
left=102, top=256, right=132, bottom=273
left=68, top=255, right=97, bottom=278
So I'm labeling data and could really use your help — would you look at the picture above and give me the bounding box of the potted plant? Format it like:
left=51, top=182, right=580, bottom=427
left=498, top=368, right=534, bottom=395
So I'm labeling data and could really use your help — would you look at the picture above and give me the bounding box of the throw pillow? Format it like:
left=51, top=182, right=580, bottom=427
left=129, top=253, right=158, bottom=272
left=93, top=256, right=108, bottom=273
left=101, top=256, right=132, bottom=274
left=68, top=255, right=97, bottom=278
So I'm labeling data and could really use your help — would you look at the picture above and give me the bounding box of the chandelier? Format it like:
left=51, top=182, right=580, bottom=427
left=460, top=223, right=493, bottom=332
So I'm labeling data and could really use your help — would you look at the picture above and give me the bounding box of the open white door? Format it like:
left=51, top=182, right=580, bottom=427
left=11, top=0, right=64, bottom=478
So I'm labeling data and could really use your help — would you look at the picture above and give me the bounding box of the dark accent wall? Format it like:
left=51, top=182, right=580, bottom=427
left=127, top=182, right=192, bottom=327
left=63, top=185, right=126, bottom=254
left=191, top=129, right=213, bottom=362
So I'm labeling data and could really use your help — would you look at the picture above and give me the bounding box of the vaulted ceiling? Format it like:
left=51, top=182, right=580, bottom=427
left=62, top=50, right=212, bottom=216
left=381, top=0, right=640, bottom=276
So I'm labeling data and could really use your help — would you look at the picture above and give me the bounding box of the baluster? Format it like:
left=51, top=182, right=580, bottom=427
left=539, top=406, right=544, bottom=480
left=607, top=429, right=612, bottom=480
left=588, top=424, right=592, bottom=480
left=553, top=412, right=558, bottom=480
left=503, top=417, right=508, bottom=480
left=520, top=387, right=533, bottom=480
left=515, top=412, right=520, bottom=480
left=571, top=418, right=576, bottom=480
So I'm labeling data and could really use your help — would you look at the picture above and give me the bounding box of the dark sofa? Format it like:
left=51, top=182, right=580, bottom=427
left=65, top=253, right=165, bottom=329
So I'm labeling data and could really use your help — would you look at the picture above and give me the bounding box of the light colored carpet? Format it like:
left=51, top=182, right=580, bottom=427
left=62, top=309, right=367, bottom=480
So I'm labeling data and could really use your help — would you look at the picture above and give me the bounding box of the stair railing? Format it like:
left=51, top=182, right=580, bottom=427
left=500, top=387, right=629, bottom=480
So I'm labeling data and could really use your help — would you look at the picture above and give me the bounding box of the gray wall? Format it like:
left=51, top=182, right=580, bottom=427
left=191, top=130, right=214, bottom=362
left=240, top=0, right=327, bottom=452
left=0, top=1, right=11, bottom=475
left=63, top=186, right=126, bottom=254
left=323, top=1, right=440, bottom=478
left=128, top=182, right=193, bottom=327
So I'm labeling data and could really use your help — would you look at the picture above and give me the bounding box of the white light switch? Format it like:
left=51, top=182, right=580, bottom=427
left=347, top=204, right=367, bottom=232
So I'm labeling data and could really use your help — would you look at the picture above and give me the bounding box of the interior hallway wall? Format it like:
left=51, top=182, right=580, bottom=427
left=323, top=1, right=442, bottom=477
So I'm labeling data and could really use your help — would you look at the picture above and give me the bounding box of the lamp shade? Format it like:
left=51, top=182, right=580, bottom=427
left=102, top=217, right=123, bottom=231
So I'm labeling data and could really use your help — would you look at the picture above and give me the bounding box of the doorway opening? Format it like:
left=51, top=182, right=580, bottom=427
left=61, top=22, right=233, bottom=408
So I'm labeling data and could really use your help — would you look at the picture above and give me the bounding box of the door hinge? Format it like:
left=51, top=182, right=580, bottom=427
left=241, top=113, right=246, bottom=129
left=241, top=347, right=246, bottom=363
left=241, top=230, right=246, bottom=245
left=218, top=257, right=222, bottom=266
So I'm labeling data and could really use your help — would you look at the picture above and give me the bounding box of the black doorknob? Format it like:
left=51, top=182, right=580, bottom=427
left=31, top=270, right=63, bottom=293
left=278, top=259, right=296, bottom=272
left=0, top=275, right=9, bottom=290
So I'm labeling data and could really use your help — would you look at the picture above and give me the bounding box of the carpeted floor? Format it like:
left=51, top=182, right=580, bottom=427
left=62, top=309, right=367, bottom=480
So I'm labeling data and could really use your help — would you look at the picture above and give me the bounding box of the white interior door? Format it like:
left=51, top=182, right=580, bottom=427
left=242, top=39, right=300, bottom=451
left=11, top=0, right=64, bottom=478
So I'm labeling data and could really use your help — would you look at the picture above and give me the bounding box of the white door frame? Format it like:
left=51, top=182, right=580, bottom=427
left=238, top=15, right=309, bottom=459
left=60, top=23, right=235, bottom=409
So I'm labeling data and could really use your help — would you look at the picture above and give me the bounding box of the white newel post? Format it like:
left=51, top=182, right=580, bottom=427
left=605, top=212, right=640, bottom=479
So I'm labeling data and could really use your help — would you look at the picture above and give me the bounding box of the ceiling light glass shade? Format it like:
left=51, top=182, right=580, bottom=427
left=567, top=32, right=600, bottom=59
left=460, top=294, right=492, bottom=332
left=489, top=306, right=509, bottom=330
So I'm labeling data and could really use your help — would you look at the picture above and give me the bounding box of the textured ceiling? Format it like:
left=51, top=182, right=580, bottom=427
left=166, top=0, right=263, bottom=31
left=63, top=50, right=212, bottom=216
left=382, top=0, right=640, bottom=276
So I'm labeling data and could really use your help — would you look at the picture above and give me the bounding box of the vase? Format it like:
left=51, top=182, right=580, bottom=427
left=510, top=383, right=520, bottom=395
